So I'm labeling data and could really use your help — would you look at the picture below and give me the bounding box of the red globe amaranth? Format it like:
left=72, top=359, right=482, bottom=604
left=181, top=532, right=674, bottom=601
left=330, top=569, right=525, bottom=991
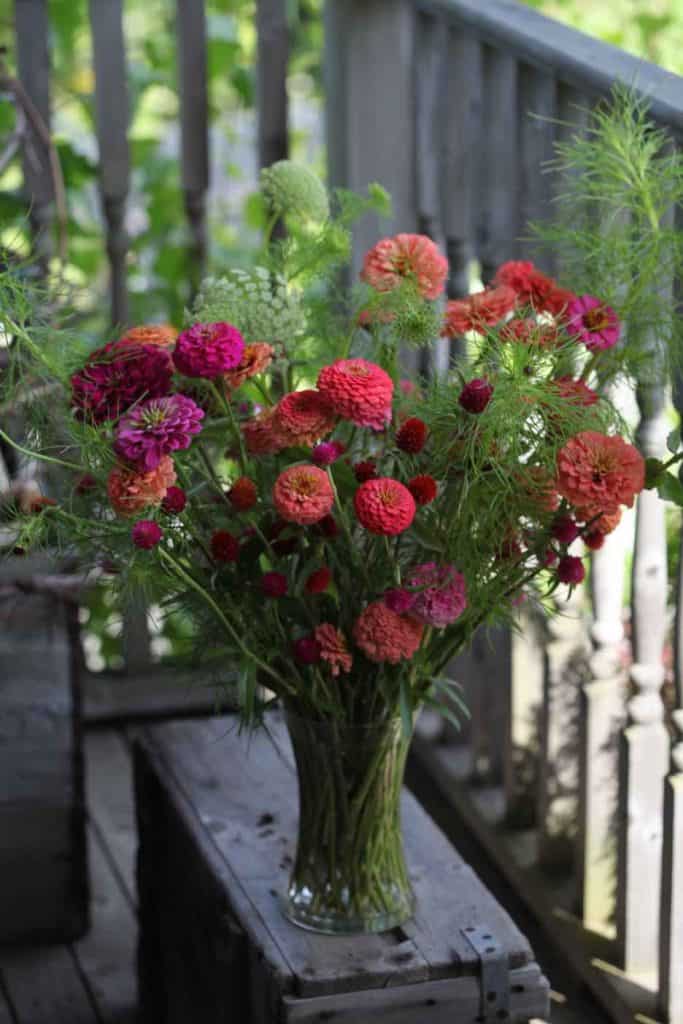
left=353, top=460, right=377, bottom=483
left=75, top=473, right=97, bottom=495
left=71, top=341, right=173, bottom=424
left=269, top=519, right=299, bottom=556
left=211, top=529, right=240, bottom=563
left=132, top=520, right=163, bottom=550
left=317, top=514, right=339, bottom=539
left=584, top=530, right=605, bottom=551
left=543, top=549, right=559, bottom=568
left=396, top=417, right=428, bottom=454
left=262, top=571, right=288, bottom=598
left=229, top=476, right=258, bottom=511
left=305, top=567, right=332, bottom=594
left=293, top=635, right=322, bottom=664
left=557, top=555, right=585, bottom=585
left=459, top=378, right=493, bottom=414
left=354, top=478, right=416, bottom=536
left=407, top=474, right=438, bottom=506
left=161, top=486, right=187, bottom=515
left=551, top=515, right=579, bottom=545
left=28, top=495, right=57, bottom=514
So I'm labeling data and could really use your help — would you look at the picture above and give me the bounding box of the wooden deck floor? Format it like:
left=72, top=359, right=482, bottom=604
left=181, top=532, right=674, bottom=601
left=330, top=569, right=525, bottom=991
left=0, top=722, right=613, bottom=1024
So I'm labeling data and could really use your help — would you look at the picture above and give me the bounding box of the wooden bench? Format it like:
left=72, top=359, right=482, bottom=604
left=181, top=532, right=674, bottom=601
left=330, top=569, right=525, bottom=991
left=134, top=715, right=550, bottom=1022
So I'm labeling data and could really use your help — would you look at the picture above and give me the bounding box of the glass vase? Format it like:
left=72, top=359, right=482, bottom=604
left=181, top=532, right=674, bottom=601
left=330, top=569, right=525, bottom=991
left=283, top=710, right=415, bottom=935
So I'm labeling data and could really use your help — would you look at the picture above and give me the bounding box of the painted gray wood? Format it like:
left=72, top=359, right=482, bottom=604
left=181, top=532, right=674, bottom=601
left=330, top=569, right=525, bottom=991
left=88, top=0, right=130, bottom=327
left=504, top=607, right=545, bottom=827
left=442, top=30, right=482, bottom=302
left=0, top=946, right=99, bottom=1024
left=478, top=46, right=519, bottom=282
left=121, top=592, right=152, bottom=676
left=85, top=730, right=136, bottom=908
left=518, top=64, right=557, bottom=273
left=14, top=0, right=53, bottom=264
left=617, top=368, right=670, bottom=977
left=177, top=0, right=209, bottom=288
left=0, top=593, right=88, bottom=944
left=415, top=0, right=683, bottom=132
left=135, top=714, right=549, bottom=1021
left=0, top=987, right=13, bottom=1024
left=256, top=0, right=289, bottom=170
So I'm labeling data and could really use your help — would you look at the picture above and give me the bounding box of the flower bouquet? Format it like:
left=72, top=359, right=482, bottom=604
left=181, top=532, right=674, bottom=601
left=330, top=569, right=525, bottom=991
left=0, top=159, right=649, bottom=934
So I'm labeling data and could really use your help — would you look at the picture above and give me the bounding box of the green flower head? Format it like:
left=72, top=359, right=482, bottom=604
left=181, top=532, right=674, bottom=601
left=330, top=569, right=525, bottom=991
left=260, top=160, right=330, bottom=224
left=191, top=268, right=306, bottom=345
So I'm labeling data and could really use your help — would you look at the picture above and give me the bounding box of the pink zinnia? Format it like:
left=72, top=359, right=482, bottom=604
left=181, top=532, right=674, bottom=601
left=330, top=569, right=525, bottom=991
left=273, top=465, right=334, bottom=525
left=71, top=341, right=173, bottom=424
left=242, top=409, right=289, bottom=455
left=107, top=456, right=176, bottom=518
left=274, top=390, right=337, bottom=447
left=174, top=322, right=245, bottom=378
left=567, top=295, right=620, bottom=351
left=354, top=478, right=416, bottom=535
left=315, top=623, right=353, bottom=676
left=353, top=601, right=423, bottom=664
left=557, top=431, right=645, bottom=519
left=114, top=394, right=204, bottom=471
left=407, top=563, right=467, bottom=628
left=361, top=233, right=448, bottom=300
left=317, top=359, right=393, bottom=430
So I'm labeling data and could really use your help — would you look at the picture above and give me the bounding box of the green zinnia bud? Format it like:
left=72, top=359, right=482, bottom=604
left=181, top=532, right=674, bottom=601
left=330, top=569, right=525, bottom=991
left=394, top=301, right=443, bottom=348
left=260, top=160, right=330, bottom=223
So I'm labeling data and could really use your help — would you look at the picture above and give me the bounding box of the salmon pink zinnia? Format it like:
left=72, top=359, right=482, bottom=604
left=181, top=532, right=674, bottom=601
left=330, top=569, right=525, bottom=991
left=317, top=359, right=393, bottom=431
left=223, top=342, right=274, bottom=390
left=361, top=233, right=448, bottom=300
left=273, top=465, right=334, bottom=525
left=441, top=285, right=517, bottom=337
left=354, top=478, right=416, bottom=535
left=107, top=456, right=176, bottom=518
left=274, top=390, right=337, bottom=447
left=353, top=601, right=424, bottom=664
left=314, top=623, right=353, bottom=676
left=557, top=432, right=645, bottom=518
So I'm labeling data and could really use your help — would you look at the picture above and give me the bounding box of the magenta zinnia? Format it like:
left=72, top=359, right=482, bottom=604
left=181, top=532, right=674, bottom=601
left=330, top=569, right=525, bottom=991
left=567, top=295, right=620, bottom=351
left=71, top=341, right=173, bottom=424
left=114, top=395, right=204, bottom=471
left=407, top=563, right=467, bottom=628
left=173, top=322, right=245, bottom=378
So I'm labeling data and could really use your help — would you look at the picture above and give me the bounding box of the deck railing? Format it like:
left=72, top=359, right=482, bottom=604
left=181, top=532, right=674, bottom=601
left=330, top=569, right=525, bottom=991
left=325, top=0, right=683, bottom=1020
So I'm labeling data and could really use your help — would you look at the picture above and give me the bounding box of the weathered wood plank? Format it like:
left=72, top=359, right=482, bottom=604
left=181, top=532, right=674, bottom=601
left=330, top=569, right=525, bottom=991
left=256, top=0, right=289, bottom=170
left=121, top=592, right=153, bottom=678
left=518, top=64, right=557, bottom=273
left=0, top=985, right=14, bottom=1024
left=177, top=0, right=209, bottom=286
left=85, top=730, right=137, bottom=907
left=0, top=946, right=98, bottom=1024
left=84, top=666, right=223, bottom=723
left=71, top=829, right=137, bottom=1024
left=505, top=607, right=545, bottom=827
left=88, top=0, right=130, bottom=326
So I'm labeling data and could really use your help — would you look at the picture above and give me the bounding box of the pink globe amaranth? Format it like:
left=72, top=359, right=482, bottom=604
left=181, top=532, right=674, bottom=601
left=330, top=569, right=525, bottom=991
left=458, top=378, right=493, bottom=414
left=71, top=341, right=173, bottom=424
left=311, top=441, right=345, bottom=466
left=567, top=295, right=620, bottom=352
left=407, top=563, right=468, bottom=628
left=173, top=322, right=245, bottom=378
left=557, top=555, right=585, bottom=585
left=114, top=394, right=204, bottom=471
left=132, top=520, right=163, bottom=550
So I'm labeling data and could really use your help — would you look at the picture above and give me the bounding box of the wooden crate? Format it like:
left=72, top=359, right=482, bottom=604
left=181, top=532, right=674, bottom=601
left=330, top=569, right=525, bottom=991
left=134, top=715, right=550, bottom=1023
left=0, top=588, right=88, bottom=944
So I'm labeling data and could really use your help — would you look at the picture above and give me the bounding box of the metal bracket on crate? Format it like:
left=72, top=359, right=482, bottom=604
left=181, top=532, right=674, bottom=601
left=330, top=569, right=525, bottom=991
left=461, top=925, right=511, bottom=1022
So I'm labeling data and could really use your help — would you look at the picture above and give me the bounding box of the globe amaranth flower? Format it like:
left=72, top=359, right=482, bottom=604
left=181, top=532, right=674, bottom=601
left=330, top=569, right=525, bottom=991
left=552, top=376, right=599, bottom=408
left=584, top=530, right=605, bottom=551
left=407, top=474, right=438, bottom=506
left=174, top=322, right=245, bottom=378
left=223, top=342, right=274, bottom=390
left=557, top=554, right=585, bottom=585
left=384, top=588, right=415, bottom=614
left=305, top=567, right=332, bottom=594
left=193, top=269, right=305, bottom=345
left=118, top=324, right=178, bottom=349
left=114, top=394, right=204, bottom=472
left=262, top=571, right=288, bottom=598
left=311, top=440, right=346, bottom=466
left=396, top=417, right=428, bottom=454
left=273, top=465, right=334, bottom=525
left=557, top=432, right=645, bottom=519
left=441, top=286, right=517, bottom=337
left=317, top=359, right=393, bottom=431
left=567, top=295, right=620, bottom=352
left=459, top=378, right=493, bottom=414
left=228, top=476, right=258, bottom=511
left=317, top=514, right=339, bottom=538
left=71, top=341, right=173, bottom=424
left=75, top=473, right=97, bottom=495
left=361, top=233, right=448, bottom=300
left=260, top=160, right=330, bottom=222
left=161, top=486, right=187, bottom=515
left=107, top=456, right=177, bottom=518
left=242, top=409, right=289, bottom=456
left=353, top=600, right=424, bottom=664
left=551, top=515, right=579, bottom=545
left=407, top=563, right=467, bottom=628
left=314, top=623, right=352, bottom=676
left=354, top=478, right=416, bottom=535
left=293, top=635, right=322, bottom=664
left=132, top=520, right=163, bottom=550
left=211, top=529, right=240, bottom=563
left=274, top=389, right=338, bottom=447
left=353, top=460, right=377, bottom=483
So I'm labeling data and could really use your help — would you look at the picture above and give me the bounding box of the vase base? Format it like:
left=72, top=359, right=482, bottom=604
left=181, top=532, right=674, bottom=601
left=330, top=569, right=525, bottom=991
left=282, top=890, right=415, bottom=936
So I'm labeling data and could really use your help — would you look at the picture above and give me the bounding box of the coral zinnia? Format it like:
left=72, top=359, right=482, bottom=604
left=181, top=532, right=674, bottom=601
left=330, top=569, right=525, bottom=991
left=552, top=376, right=599, bottom=408
left=223, top=342, right=274, bottom=390
left=274, top=389, right=337, bottom=447
left=273, top=465, right=334, bottom=525
left=132, top=520, right=163, bottom=549
left=354, top=478, right=416, bottom=535
left=242, top=409, right=289, bottom=455
left=557, top=432, right=645, bottom=518
left=493, top=261, right=574, bottom=315
left=174, top=322, right=245, bottom=378
left=500, top=318, right=559, bottom=348
left=71, top=341, right=173, bottom=424
left=407, top=474, right=438, bottom=506
left=114, top=394, right=204, bottom=471
left=567, top=295, right=620, bottom=352
left=353, top=601, right=424, bottom=664
left=315, top=623, right=352, bottom=676
left=396, top=417, right=428, bottom=454
left=107, top=456, right=176, bottom=518
left=361, top=233, right=448, bottom=300
left=441, top=286, right=517, bottom=337
left=317, top=359, right=393, bottom=431
left=407, top=563, right=467, bottom=628
left=229, top=476, right=258, bottom=511
left=118, top=324, right=177, bottom=349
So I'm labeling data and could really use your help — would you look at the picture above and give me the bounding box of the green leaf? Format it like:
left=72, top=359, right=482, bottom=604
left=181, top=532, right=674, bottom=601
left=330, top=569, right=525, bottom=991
left=399, top=677, right=413, bottom=740
left=667, top=428, right=680, bottom=454
left=657, top=472, right=683, bottom=506
left=645, top=456, right=665, bottom=489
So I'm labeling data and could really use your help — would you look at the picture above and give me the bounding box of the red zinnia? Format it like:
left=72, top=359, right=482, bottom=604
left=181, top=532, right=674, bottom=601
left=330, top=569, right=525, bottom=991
left=494, top=261, right=574, bottom=316
left=353, top=601, right=424, bottom=664
left=407, top=474, right=438, bottom=506
left=500, top=318, right=559, bottom=348
left=229, top=477, right=258, bottom=511
left=305, top=567, right=332, bottom=594
left=556, top=432, right=645, bottom=519
left=552, top=376, right=599, bottom=408
left=361, top=233, right=448, bottom=300
left=315, top=623, right=353, bottom=676
left=211, top=529, right=240, bottom=563
left=242, top=409, right=289, bottom=456
left=354, top=478, right=416, bottom=535
left=441, top=286, right=517, bottom=337
left=396, top=417, right=428, bottom=454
